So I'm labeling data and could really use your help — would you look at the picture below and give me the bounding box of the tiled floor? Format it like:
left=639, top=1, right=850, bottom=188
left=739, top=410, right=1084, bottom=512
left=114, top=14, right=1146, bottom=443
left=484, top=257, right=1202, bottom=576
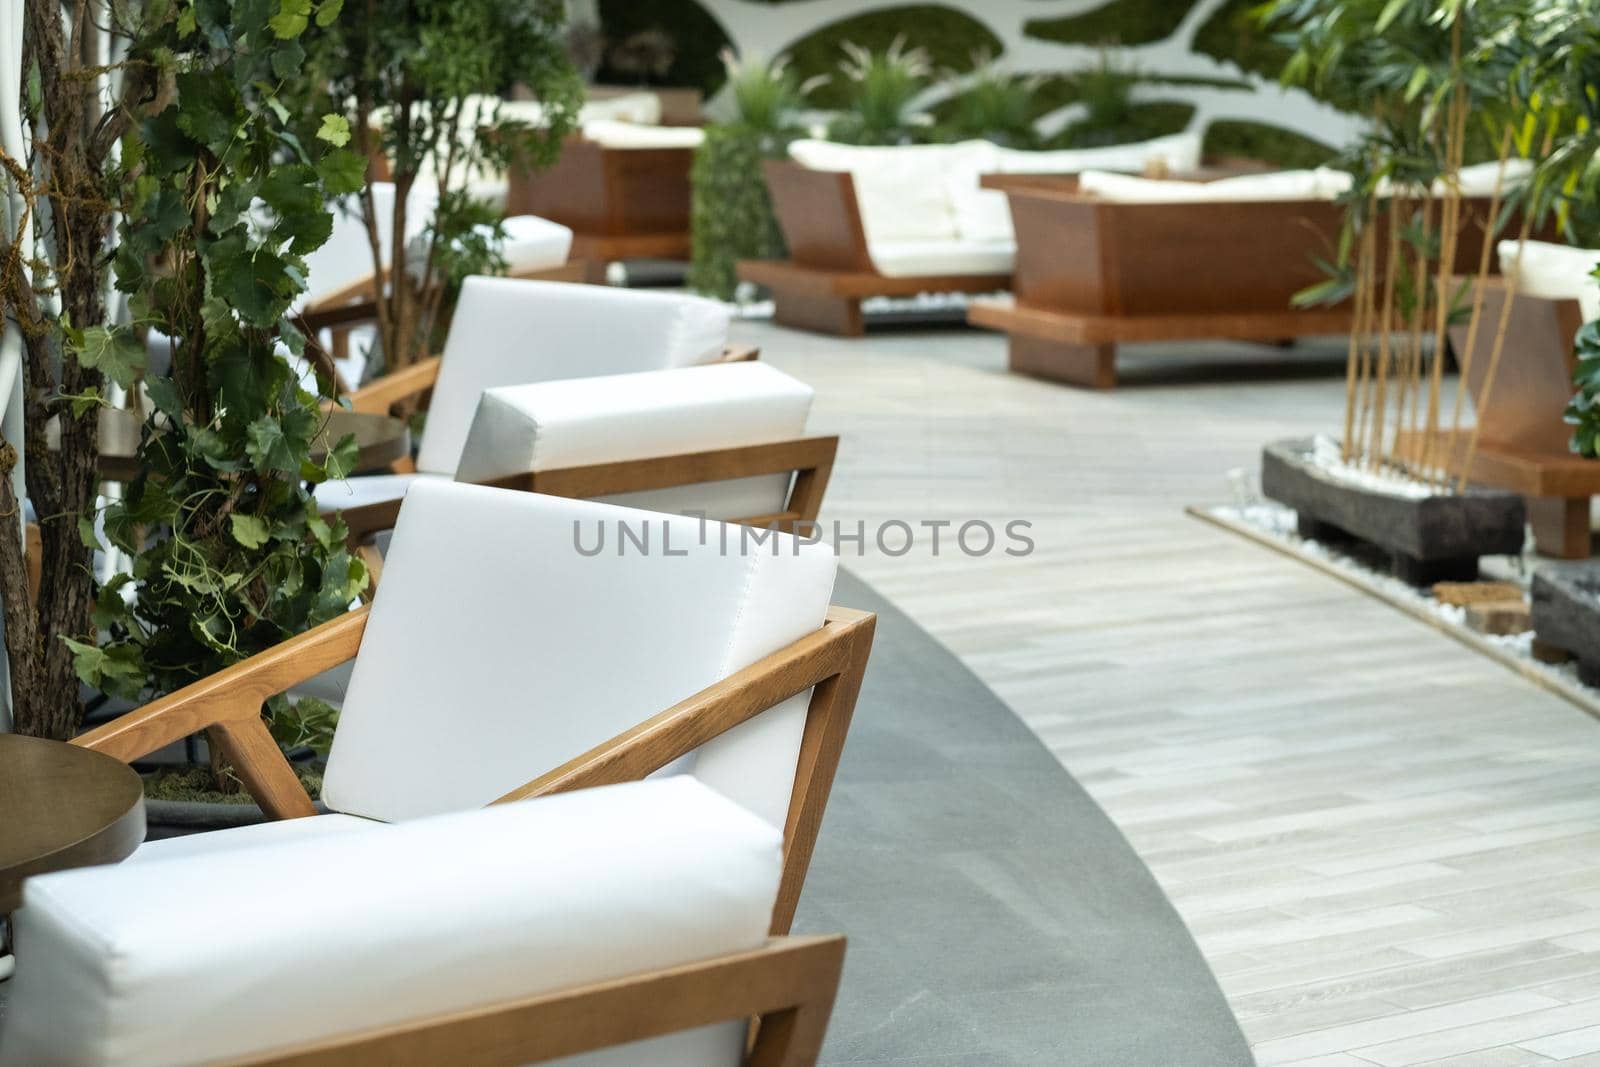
left=743, top=314, right=1600, bottom=1066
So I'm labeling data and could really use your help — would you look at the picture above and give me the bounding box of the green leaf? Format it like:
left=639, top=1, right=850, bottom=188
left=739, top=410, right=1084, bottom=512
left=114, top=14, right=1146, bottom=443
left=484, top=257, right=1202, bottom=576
left=258, top=164, right=332, bottom=254
left=321, top=433, right=360, bottom=481
left=316, top=113, right=351, bottom=147
left=78, top=515, right=101, bottom=551
left=175, top=70, right=242, bottom=152
left=230, top=513, right=272, bottom=549
left=176, top=5, right=197, bottom=36
left=314, top=0, right=342, bottom=27
left=204, top=229, right=296, bottom=327
left=145, top=375, right=183, bottom=421
left=269, top=0, right=312, bottom=38
left=68, top=326, right=146, bottom=389
left=316, top=148, right=366, bottom=196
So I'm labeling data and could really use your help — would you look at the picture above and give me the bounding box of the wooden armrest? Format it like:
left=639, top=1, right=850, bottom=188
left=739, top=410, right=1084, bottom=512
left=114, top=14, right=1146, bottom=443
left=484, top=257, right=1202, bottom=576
left=716, top=344, right=761, bottom=363
left=230, top=935, right=846, bottom=1066
left=762, top=161, right=873, bottom=273
left=72, top=608, right=370, bottom=820
left=297, top=298, right=381, bottom=334
left=486, top=436, right=838, bottom=529
left=348, top=356, right=443, bottom=416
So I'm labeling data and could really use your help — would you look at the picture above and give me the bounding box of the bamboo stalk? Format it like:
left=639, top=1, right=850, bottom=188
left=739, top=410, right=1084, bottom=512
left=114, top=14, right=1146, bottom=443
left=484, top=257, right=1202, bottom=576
left=1369, top=198, right=1403, bottom=469
left=1342, top=203, right=1378, bottom=463
left=1444, top=125, right=1516, bottom=469
left=1457, top=122, right=1557, bottom=493
left=1392, top=196, right=1433, bottom=470
left=1422, top=89, right=1470, bottom=484
left=1350, top=220, right=1380, bottom=465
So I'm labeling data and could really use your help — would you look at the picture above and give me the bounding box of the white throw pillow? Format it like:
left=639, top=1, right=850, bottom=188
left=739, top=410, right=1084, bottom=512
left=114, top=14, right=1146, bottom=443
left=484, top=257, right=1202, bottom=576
left=1079, top=168, right=1325, bottom=203
left=995, top=132, right=1204, bottom=176
left=1499, top=239, right=1600, bottom=322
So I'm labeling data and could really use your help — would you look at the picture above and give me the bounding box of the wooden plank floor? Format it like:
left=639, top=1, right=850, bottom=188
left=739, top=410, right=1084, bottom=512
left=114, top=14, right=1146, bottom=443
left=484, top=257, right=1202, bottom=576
left=740, top=316, right=1600, bottom=1066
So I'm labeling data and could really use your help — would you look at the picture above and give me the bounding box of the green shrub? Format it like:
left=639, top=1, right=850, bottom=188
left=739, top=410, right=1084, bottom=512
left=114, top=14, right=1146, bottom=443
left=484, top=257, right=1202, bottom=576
left=1203, top=120, right=1338, bottom=168
left=784, top=6, right=1000, bottom=110
left=826, top=36, right=936, bottom=145
left=938, top=54, right=1044, bottom=148
left=689, top=125, right=788, bottom=300
left=1025, top=0, right=1201, bottom=47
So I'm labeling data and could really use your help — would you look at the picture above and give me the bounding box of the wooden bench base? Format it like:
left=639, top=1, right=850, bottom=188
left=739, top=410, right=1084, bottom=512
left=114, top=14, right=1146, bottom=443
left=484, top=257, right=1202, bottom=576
left=968, top=295, right=1353, bottom=389
left=738, top=259, right=1008, bottom=338
left=571, top=233, right=692, bottom=284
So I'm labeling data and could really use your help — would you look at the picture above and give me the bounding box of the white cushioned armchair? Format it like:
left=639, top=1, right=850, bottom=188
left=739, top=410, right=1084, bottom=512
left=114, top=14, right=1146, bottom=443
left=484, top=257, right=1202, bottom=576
left=65, top=481, right=875, bottom=936
left=0, top=778, right=847, bottom=1066
left=315, top=280, right=831, bottom=551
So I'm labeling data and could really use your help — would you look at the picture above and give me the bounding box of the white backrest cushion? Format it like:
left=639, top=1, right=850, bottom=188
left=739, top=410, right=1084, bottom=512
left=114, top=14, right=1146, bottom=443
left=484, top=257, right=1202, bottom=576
left=788, top=139, right=966, bottom=242
left=0, top=778, right=777, bottom=1067
left=994, top=131, right=1204, bottom=175
left=582, top=118, right=705, bottom=149
left=322, top=481, right=838, bottom=827
left=415, top=278, right=733, bottom=475
left=1499, top=239, right=1600, bottom=321
left=455, top=362, right=813, bottom=520
left=1079, top=168, right=1325, bottom=203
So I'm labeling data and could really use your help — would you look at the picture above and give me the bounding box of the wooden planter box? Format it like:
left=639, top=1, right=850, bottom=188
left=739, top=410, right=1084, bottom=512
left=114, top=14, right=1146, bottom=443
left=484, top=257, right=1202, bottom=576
left=506, top=136, right=695, bottom=283
left=967, top=179, right=1514, bottom=389
left=1262, top=437, right=1527, bottom=585
left=738, top=160, right=1010, bottom=337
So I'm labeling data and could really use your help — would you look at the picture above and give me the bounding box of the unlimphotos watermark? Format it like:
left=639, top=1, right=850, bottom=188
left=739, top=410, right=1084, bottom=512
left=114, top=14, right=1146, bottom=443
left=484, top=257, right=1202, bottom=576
left=572, top=516, right=1035, bottom=558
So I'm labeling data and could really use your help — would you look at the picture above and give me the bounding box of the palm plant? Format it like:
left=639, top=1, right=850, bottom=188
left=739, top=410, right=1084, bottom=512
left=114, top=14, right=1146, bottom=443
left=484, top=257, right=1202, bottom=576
left=942, top=52, right=1043, bottom=149
left=828, top=35, right=934, bottom=145
left=724, top=50, right=824, bottom=144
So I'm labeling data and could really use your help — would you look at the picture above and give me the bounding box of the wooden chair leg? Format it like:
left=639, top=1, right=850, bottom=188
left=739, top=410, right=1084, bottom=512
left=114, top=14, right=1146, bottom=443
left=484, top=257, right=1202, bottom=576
left=1007, top=335, right=1117, bottom=389
left=772, top=289, right=864, bottom=337
left=1529, top=496, right=1591, bottom=559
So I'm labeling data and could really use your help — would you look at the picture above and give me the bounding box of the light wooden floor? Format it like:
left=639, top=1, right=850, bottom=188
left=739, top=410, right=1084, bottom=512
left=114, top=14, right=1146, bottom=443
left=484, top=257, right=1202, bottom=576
left=740, top=316, right=1600, bottom=1067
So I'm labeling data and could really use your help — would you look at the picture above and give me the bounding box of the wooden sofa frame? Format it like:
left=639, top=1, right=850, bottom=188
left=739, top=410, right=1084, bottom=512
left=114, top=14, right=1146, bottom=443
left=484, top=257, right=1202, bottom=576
left=1393, top=277, right=1600, bottom=558
left=505, top=136, right=696, bottom=284
left=225, top=934, right=845, bottom=1066
left=737, top=161, right=1009, bottom=337
left=71, top=602, right=876, bottom=937
left=967, top=180, right=1520, bottom=390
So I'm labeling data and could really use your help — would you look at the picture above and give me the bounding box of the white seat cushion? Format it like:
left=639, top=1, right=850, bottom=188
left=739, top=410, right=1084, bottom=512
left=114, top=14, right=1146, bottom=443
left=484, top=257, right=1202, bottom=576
left=0, top=778, right=778, bottom=1067
left=124, top=812, right=378, bottom=864
left=867, top=238, right=1015, bottom=278
left=313, top=471, right=427, bottom=512
left=1079, top=168, right=1326, bottom=203
left=579, top=92, right=664, bottom=126
left=322, top=481, right=838, bottom=828
left=581, top=118, right=705, bottom=150
left=502, top=214, right=573, bottom=272
left=1500, top=239, right=1600, bottom=322
left=416, top=278, right=732, bottom=476
left=454, top=362, right=813, bottom=520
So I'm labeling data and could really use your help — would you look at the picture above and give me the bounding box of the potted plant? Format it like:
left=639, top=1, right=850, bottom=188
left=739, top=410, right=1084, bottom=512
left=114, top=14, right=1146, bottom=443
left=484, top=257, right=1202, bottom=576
left=1258, top=0, right=1540, bottom=584
left=826, top=35, right=935, bottom=146
left=687, top=50, right=819, bottom=301
left=299, top=0, right=583, bottom=390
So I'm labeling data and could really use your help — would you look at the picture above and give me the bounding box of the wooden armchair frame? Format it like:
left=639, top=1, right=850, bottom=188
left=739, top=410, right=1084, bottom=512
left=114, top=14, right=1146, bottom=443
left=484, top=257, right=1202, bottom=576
left=334, top=435, right=838, bottom=553
left=736, top=161, right=1011, bottom=337
left=224, top=934, right=845, bottom=1066
left=72, top=602, right=875, bottom=936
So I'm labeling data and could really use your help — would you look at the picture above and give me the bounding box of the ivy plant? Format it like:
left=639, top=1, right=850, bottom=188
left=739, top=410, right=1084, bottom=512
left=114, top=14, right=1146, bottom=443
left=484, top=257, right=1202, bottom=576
left=71, top=0, right=371, bottom=703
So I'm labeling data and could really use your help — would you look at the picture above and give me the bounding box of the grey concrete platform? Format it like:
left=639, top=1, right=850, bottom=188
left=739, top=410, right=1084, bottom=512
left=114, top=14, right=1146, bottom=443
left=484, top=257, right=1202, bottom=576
left=797, top=570, right=1252, bottom=1066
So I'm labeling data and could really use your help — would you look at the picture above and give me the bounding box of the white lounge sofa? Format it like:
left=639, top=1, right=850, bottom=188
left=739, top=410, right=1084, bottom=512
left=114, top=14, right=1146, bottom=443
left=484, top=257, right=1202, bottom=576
left=0, top=777, right=843, bottom=1066
left=1499, top=238, right=1600, bottom=322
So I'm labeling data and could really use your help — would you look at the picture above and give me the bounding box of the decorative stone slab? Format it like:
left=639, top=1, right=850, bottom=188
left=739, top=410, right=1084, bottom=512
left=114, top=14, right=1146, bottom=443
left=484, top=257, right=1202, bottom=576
left=1262, top=438, right=1527, bottom=585
left=1532, top=564, right=1600, bottom=685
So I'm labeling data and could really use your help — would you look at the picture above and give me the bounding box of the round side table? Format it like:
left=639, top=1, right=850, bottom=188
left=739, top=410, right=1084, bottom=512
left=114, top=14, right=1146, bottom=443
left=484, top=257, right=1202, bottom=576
left=0, top=734, right=145, bottom=979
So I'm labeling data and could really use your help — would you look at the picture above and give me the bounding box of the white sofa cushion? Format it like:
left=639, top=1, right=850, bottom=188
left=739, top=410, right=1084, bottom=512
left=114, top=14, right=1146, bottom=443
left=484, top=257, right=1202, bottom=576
left=579, top=92, right=664, bottom=126
left=0, top=778, right=779, bottom=1067
left=1079, top=168, right=1328, bottom=203
left=582, top=118, right=706, bottom=150
left=313, top=470, right=423, bottom=512
left=867, top=238, right=1015, bottom=278
left=455, top=362, right=813, bottom=520
left=788, top=139, right=983, bottom=243
left=1499, top=239, right=1600, bottom=322
left=414, top=278, right=732, bottom=476
left=322, top=480, right=838, bottom=828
